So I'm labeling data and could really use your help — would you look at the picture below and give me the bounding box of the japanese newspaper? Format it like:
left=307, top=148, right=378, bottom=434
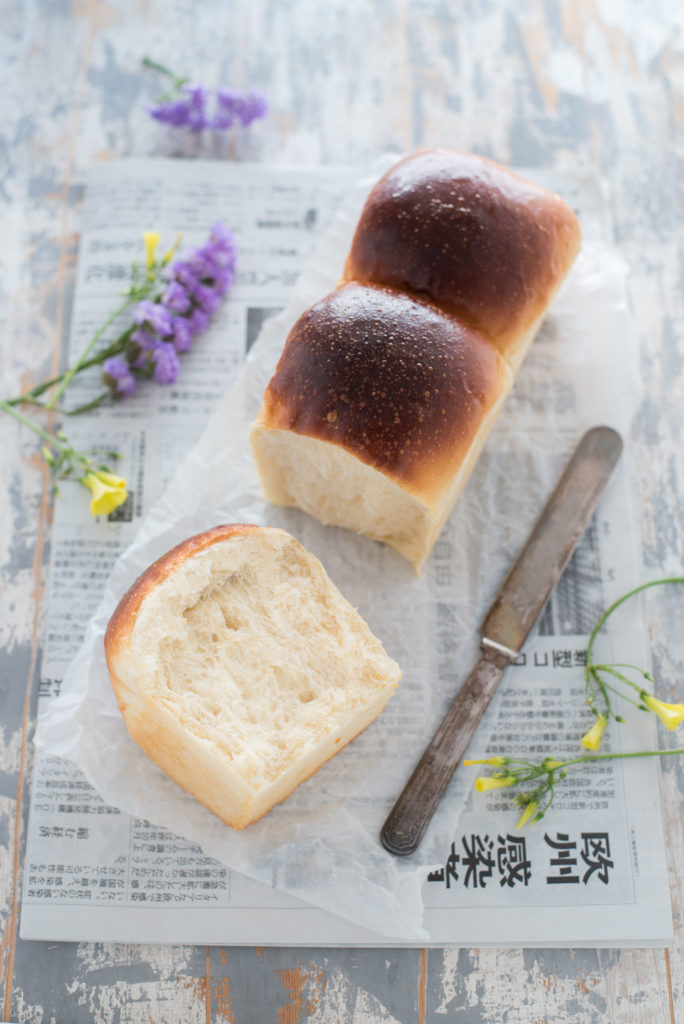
left=25, top=158, right=673, bottom=945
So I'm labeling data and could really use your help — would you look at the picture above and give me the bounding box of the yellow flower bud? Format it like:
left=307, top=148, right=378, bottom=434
left=642, top=693, right=684, bottom=730
left=143, top=231, right=161, bottom=274
left=580, top=713, right=608, bottom=751
left=81, top=470, right=127, bottom=517
left=161, top=232, right=183, bottom=265
left=516, top=800, right=539, bottom=829
left=474, top=775, right=517, bottom=792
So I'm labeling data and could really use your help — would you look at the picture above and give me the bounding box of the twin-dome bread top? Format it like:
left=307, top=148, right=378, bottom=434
left=251, top=148, right=581, bottom=571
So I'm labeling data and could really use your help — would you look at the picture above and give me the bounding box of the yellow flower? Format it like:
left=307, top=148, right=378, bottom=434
left=580, top=714, right=608, bottom=751
left=516, top=800, right=539, bottom=829
left=143, top=231, right=161, bottom=275
left=82, top=470, right=127, bottom=517
left=463, top=757, right=508, bottom=767
left=474, top=775, right=517, bottom=793
left=642, top=693, right=684, bottom=730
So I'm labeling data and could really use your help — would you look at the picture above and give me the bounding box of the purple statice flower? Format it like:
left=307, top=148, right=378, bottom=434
left=238, top=91, right=269, bottom=126
left=170, top=259, right=200, bottom=292
left=103, top=356, right=137, bottom=397
left=192, top=282, right=222, bottom=315
left=134, top=300, right=174, bottom=337
left=147, top=98, right=192, bottom=127
left=170, top=316, right=193, bottom=353
left=146, top=62, right=268, bottom=133
left=209, top=221, right=239, bottom=262
left=182, top=85, right=210, bottom=131
left=152, top=342, right=180, bottom=384
left=162, top=280, right=192, bottom=314
left=177, top=222, right=239, bottom=321
left=212, top=88, right=269, bottom=129
left=182, top=247, right=220, bottom=282
left=212, top=267, right=235, bottom=297
left=127, top=328, right=158, bottom=369
left=210, top=89, right=240, bottom=130
left=147, top=84, right=210, bottom=131
left=187, top=307, right=209, bottom=336
left=102, top=222, right=238, bottom=398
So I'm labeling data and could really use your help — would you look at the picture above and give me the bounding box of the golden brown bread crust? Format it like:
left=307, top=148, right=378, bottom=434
left=104, top=523, right=258, bottom=691
left=343, top=149, right=581, bottom=360
left=254, top=283, right=510, bottom=503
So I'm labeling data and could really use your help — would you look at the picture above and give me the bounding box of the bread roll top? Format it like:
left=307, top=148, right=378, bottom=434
left=255, top=282, right=511, bottom=504
left=343, top=149, right=581, bottom=363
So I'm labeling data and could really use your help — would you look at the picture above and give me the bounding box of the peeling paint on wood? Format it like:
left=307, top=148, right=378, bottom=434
left=2, top=0, right=684, bottom=1021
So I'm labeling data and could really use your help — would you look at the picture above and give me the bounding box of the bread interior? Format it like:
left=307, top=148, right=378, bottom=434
left=251, top=428, right=433, bottom=569
left=251, top=364, right=511, bottom=573
left=121, top=530, right=400, bottom=818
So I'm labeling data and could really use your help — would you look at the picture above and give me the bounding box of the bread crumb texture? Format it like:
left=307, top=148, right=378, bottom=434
left=105, top=526, right=400, bottom=825
left=251, top=428, right=433, bottom=565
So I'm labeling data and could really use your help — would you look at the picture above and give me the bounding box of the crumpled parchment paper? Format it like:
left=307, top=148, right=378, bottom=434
left=36, top=158, right=640, bottom=940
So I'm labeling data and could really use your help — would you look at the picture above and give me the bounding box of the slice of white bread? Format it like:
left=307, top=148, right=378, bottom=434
left=104, top=524, right=401, bottom=829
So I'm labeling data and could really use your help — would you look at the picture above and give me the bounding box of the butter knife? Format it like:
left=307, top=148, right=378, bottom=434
left=381, top=425, right=623, bottom=857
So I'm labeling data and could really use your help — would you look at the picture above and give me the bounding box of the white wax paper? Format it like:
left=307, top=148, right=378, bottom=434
left=36, top=159, right=641, bottom=940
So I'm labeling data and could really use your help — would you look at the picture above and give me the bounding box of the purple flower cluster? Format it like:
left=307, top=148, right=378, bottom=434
left=148, top=85, right=268, bottom=132
left=103, top=223, right=237, bottom=398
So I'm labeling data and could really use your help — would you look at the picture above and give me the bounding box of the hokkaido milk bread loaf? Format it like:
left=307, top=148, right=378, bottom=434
left=251, top=149, right=582, bottom=571
left=104, top=524, right=401, bottom=829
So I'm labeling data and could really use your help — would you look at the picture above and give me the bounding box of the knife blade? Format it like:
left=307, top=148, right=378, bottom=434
left=380, top=425, right=623, bottom=857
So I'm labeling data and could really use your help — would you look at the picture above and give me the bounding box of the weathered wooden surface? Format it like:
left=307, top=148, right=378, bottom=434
left=1, top=0, right=683, bottom=1020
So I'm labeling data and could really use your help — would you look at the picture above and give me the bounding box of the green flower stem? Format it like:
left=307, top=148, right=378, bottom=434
left=7, top=325, right=138, bottom=409
left=45, top=294, right=140, bottom=410
left=589, top=666, right=613, bottom=711
left=5, top=241, right=162, bottom=416
left=586, top=578, right=684, bottom=666
left=598, top=662, right=653, bottom=675
left=584, top=577, right=684, bottom=719
left=8, top=396, right=59, bottom=412
left=142, top=56, right=189, bottom=91
left=597, top=678, right=644, bottom=710
left=142, top=56, right=176, bottom=77
left=8, top=357, right=100, bottom=404
left=511, top=748, right=684, bottom=775
left=64, top=392, right=112, bottom=416
left=590, top=666, right=645, bottom=708
left=1, top=396, right=121, bottom=495
left=0, top=399, right=70, bottom=452
left=9, top=394, right=107, bottom=416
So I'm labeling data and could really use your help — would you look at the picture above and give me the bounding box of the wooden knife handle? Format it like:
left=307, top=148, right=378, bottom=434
left=380, top=657, right=504, bottom=857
